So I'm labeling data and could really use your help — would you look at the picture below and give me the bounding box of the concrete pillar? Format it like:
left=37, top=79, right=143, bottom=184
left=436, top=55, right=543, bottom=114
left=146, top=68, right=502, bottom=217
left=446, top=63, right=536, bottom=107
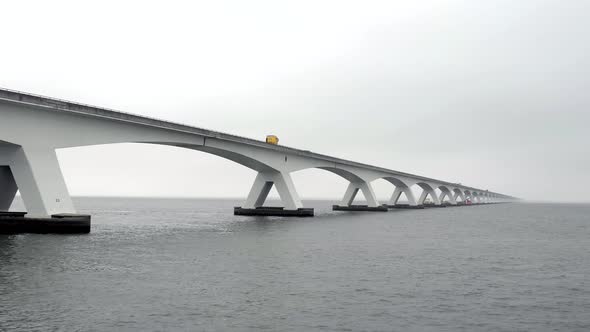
left=439, top=190, right=457, bottom=205
left=273, top=171, right=303, bottom=210
left=453, top=190, right=465, bottom=203
left=243, top=173, right=273, bottom=208
left=418, top=187, right=441, bottom=205
left=389, top=186, right=402, bottom=205
left=418, top=190, right=428, bottom=204
left=243, top=171, right=303, bottom=210
left=388, top=186, right=418, bottom=206
left=340, top=183, right=359, bottom=206
left=449, top=192, right=458, bottom=205
left=0, top=166, right=18, bottom=211
left=8, top=146, right=76, bottom=217
left=340, top=181, right=379, bottom=207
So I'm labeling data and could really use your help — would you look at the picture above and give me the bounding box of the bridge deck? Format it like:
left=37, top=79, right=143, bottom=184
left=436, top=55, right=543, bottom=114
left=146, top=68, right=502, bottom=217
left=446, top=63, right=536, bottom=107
left=0, top=87, right=509, bottom=197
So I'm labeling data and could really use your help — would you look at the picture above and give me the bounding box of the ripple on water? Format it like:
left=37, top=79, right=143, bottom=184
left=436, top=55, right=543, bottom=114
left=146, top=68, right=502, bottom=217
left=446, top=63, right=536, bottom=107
left=1, top=200, right=590, bottom=331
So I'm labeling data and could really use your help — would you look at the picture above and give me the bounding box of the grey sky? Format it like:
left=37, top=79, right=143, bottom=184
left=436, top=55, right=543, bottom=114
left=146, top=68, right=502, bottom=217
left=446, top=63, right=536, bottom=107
left=1, top=0, right=588, bottom=202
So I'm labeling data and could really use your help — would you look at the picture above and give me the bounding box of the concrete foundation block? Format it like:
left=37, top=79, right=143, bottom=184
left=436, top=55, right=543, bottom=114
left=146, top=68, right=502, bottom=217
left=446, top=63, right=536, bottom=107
left=332, top=205, right=388, bottom=212
left=234, top=206, right=314, bottom=217
left=0, top=211, right=91, bottom=234
left=387, top=204, right=425, bottom=209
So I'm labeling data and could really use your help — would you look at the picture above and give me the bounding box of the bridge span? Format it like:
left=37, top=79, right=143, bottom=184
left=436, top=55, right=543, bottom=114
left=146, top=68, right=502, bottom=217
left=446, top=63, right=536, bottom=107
left=0, top=88, right=515, bottom=232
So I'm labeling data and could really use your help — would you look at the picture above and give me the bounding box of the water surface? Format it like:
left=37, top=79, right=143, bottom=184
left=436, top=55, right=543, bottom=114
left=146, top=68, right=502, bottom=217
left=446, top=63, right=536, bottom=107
left=1, top=199, right=589, bottom=331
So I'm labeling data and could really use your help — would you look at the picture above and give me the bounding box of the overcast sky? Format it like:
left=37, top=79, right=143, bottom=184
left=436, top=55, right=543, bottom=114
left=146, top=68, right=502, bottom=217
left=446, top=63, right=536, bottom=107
left=1, top=0, right=588, bottom=202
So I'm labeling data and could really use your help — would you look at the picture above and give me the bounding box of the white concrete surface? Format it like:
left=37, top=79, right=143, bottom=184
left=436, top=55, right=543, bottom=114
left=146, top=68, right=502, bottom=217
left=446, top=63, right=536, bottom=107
left=0, top=88, right=515, bottom=216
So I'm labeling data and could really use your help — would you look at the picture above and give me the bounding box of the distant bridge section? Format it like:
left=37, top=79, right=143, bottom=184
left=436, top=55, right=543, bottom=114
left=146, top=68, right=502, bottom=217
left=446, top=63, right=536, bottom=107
left=0, top=88, right=516, bottom=228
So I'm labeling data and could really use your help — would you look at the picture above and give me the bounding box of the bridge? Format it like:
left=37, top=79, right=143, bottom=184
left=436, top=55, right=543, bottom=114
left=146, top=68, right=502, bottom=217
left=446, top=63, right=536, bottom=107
left=0, top=88, right=515, bottom=233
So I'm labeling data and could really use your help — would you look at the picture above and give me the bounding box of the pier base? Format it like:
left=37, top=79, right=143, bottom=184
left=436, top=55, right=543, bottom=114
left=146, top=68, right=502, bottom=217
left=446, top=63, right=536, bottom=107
left=387, top=204, right=425, bottom=209
left=440, top=202, right=458, bottom=207
left=332, top=205, right=388, bottom=212
left=234, top=207, right=314, bottom=217
left=423, top=203, right=447, bottom=208
left=0, top=212, right=91, bottom=234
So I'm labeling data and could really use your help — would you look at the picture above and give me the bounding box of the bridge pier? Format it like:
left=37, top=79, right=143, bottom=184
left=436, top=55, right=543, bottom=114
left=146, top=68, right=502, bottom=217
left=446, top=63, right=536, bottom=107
left=10, top=146, right=76, bottom=216
left=0, top=145, right=90, bottom=234
left=387, top=186, right=423, bottom=209
left=438, top=189, right=458, bottom=206
left=234, top=171, right=313, bottom=217
left=453, top=191, right=464, bottom=204
left=332, top=181, right=388, bottom=212
left=418, top=186, right=446, bottom=208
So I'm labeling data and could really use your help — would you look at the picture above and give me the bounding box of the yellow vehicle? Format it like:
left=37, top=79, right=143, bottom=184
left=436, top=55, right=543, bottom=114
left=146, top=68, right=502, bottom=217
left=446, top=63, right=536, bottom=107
left=265, top=135, right=279, bottom=145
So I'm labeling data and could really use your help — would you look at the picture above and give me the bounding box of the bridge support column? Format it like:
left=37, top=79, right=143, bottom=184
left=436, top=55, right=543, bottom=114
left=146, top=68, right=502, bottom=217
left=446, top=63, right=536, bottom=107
left=418, top=187, right=442, bottom=207
left=439, top=190, right=457, bottom=206
left=333, top=181, right=387, bottom=212
left=0, top=146, right=90, bottom=234
left=389, top=187, right=402, bottom=205
left=235, top=171, right=313, bottom=217
left=387, top=186, right=422, bottom=209
left=453, top=191, right=467, bottom=205
left=9, top=147, right=76, bottom=217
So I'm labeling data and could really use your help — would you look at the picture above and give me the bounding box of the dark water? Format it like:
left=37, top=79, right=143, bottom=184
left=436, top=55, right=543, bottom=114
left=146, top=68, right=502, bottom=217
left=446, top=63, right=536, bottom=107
left=1, top=199, right=589, bottom=332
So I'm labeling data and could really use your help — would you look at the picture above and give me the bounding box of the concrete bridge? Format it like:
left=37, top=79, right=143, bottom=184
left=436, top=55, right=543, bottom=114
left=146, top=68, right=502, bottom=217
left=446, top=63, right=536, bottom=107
left=0, top=88, right=515, bottom=232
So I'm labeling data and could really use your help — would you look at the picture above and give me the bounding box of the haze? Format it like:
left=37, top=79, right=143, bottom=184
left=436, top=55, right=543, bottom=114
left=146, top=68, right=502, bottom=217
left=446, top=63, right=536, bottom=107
left=1, top=0, right=588, bottom=202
